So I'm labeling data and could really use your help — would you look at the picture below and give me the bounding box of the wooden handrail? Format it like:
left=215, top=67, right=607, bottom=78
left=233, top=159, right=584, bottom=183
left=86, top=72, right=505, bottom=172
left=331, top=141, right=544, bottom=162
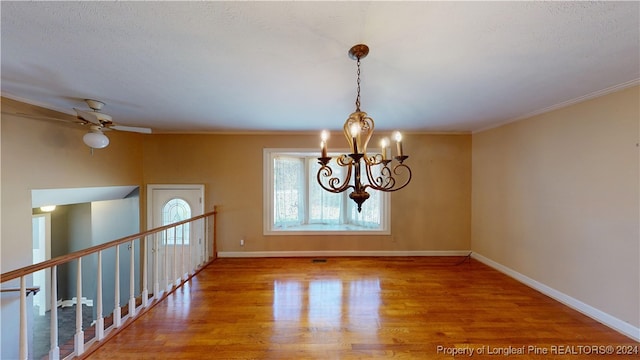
left=0, top=207, right=217, bottom=283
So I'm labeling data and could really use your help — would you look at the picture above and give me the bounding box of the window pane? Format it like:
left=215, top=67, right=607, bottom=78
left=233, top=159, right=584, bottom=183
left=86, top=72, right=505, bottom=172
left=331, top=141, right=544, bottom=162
left=349, top=189, right=381, bottom=227
left=266, top=149, right=389, bottom=234
left=309, top=159, right=342, bottom=224
left=162, top=198, right=191, bottom=244
left=274, top=156, right=305, bottom=228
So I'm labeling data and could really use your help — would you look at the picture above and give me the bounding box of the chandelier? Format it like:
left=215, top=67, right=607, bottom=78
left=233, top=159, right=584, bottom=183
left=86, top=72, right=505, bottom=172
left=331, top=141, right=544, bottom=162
left=317, top=44, right=412, bottom=212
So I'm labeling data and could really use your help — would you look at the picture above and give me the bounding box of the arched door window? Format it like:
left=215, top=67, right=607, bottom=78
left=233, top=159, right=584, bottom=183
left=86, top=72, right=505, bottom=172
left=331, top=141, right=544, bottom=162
left=162, top=198, right=191, bottom=244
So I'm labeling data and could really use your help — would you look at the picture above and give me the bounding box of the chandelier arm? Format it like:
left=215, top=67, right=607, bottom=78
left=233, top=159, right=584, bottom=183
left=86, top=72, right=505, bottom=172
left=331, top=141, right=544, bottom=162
left=336, top=154, right=354, bottom=166
left=384, top=163, right=413, bottom=192
left=364, top=153, right=382, bottom=166
left=316, top=162, right=354, bottom=193
left=364, top=159, right=414, bottom=192
left=364, top=161, right=396, bottom=191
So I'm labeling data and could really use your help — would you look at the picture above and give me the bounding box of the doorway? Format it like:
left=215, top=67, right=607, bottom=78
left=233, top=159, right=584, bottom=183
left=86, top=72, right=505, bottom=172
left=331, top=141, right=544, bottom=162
left=146, top=185, right=204, bottom=292
left=32, top=213, right=51, bottom=316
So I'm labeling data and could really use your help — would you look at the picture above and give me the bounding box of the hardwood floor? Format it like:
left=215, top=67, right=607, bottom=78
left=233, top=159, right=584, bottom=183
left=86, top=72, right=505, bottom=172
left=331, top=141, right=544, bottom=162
left=84, top=257, right=638, bottom=359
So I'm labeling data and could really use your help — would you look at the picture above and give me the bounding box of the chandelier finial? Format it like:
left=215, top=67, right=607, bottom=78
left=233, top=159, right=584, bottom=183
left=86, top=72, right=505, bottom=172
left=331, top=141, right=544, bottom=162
left=348, top=44, right=369, bottom=60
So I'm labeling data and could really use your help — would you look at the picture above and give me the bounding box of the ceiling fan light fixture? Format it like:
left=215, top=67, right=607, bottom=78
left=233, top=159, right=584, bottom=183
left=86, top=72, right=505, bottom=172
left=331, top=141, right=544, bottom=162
left=83, top=129, right=109, bottom=149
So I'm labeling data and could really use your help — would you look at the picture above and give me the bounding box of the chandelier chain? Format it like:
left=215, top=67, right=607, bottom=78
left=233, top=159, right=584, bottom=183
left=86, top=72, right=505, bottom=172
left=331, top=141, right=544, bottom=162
left=355, top=57, right=361, bottom=112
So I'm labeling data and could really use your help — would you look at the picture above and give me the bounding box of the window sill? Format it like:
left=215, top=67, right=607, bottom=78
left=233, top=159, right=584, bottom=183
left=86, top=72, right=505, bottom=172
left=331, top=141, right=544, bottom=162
left=265, top=224, right=390, bottom=236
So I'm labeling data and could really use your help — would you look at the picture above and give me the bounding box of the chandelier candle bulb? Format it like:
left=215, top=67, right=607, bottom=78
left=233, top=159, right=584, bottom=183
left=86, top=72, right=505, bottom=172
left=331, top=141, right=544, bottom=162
left=380, top=138, right=389, bottom=160
left=321, top=130, right=329, bottom=142
left=320, top=130, right=329, bottom=158
left=350, top=123, right=360, bottom=153
left=394, top=131, right=403, bottom=157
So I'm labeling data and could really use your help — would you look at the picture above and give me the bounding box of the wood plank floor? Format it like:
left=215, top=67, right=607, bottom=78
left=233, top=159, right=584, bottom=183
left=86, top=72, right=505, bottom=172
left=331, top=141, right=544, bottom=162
left=84, top=257, right=638, bottom=359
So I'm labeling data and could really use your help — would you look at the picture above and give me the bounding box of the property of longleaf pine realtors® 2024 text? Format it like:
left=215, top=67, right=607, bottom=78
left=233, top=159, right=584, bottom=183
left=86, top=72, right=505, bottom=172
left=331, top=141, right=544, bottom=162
left=436, top=345, right=638, bottom=356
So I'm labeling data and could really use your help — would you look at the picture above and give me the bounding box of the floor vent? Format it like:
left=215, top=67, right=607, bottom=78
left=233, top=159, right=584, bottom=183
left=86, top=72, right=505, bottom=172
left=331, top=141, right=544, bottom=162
left=312, top=259, right=327, bottom=263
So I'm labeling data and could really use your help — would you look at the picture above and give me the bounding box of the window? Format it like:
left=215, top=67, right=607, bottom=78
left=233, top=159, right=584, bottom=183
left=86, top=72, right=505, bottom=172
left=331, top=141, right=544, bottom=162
left=162, top=198, right=191, bottom=244
left=264, top=149, right=390, bottom=235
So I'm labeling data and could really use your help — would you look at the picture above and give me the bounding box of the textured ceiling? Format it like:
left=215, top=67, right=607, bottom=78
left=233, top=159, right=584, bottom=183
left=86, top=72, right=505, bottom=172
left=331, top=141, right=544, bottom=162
left=1, top=1, right=639, bottom=133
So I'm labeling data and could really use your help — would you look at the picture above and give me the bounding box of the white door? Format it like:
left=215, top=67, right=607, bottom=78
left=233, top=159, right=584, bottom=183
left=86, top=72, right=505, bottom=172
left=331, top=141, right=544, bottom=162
left=147, top=185, right=204, bottom=293
left=32, top=214, right=51, bottom=316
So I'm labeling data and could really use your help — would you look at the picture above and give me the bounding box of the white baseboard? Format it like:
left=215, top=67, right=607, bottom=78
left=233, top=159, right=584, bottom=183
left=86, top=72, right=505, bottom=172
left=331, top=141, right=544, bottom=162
left=218, top=250, right=471, bottom=258
left=472, top=252, right=640, bottom=342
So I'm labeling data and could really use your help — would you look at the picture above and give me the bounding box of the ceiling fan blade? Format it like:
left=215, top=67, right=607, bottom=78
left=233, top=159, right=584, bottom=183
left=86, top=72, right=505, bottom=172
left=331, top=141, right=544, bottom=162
left=109, top=125, right=152, bottom=134
left=3, top=111, right=88, bottom=125
left=73, top=108, right=112, bottom=125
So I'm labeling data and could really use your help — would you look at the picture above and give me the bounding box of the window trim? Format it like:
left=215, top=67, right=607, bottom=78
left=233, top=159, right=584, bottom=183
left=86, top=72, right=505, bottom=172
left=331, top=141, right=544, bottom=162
left=263, top=148, right=391, bottom=236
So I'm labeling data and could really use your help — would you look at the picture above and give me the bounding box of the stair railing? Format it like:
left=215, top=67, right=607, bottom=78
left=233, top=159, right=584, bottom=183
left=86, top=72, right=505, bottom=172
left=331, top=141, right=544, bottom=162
left=0, top=206, right=217, bottom=360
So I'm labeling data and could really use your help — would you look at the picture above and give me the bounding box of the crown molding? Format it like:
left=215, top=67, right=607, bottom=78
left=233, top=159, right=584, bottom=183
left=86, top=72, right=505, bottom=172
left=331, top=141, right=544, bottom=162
left=473, top=78, right=640, bottom=134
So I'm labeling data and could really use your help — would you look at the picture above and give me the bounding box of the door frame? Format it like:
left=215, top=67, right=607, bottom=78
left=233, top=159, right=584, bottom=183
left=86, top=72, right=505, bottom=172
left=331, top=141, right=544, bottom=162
left=146, top=184, right=205, bottom=230
left=31, top=213, right=52, bottom=315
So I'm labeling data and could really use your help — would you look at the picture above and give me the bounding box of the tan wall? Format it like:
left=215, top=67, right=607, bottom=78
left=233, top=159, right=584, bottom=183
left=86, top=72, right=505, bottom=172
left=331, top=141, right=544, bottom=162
left=142, top=132, right=471, bottom=253
left=1, top=95, right=471, bottom=266
left=471, top=86, right=640, bottom=328
left=0, top=98, right=144, bottom=272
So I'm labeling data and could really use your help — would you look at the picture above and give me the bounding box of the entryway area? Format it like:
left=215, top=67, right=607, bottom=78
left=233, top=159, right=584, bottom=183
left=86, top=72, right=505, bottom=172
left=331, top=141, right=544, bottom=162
left=146, top=184, right=205, bottom=293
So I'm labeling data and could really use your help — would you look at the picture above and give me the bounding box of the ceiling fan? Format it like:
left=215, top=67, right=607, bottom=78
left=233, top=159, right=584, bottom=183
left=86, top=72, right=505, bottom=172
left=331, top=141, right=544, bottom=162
left=73, top=99, right=152, bottom=149
left=3, top=98, right=152, bottom=149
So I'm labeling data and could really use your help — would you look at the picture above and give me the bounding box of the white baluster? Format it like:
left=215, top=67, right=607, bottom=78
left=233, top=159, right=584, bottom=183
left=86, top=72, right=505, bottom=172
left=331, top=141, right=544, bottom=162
left=49, top=265, right=60, bottom=360
left=19, top=277, right=27, bottom=360
left=181, top=224, right=186, bottom=281
left=204, top=218, right=209, bottom=263
left=164, top=230, right=170, bottom=292
left=142, top=235, right=149, bottom=308
left=187, top=222, right=195, bottom=275
left=74, top=258, right=84, bottom=355
left=114, top=245, right=121, bottom=328
left=200, top=218, right=204, bottom=265
left=198, top=220, right=201, bottom=268
left=129, top=240, right=136, bottom=317
left=96, top=252, right=104, bottom=340
left=173, top=226, right=179, bottom=286
left=153, top=233, right=160, bottom=298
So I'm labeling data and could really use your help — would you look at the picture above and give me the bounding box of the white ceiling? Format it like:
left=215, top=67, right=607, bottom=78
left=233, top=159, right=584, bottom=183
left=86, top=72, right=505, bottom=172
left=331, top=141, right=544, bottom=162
left=2, top=1, right=638, bottom=133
